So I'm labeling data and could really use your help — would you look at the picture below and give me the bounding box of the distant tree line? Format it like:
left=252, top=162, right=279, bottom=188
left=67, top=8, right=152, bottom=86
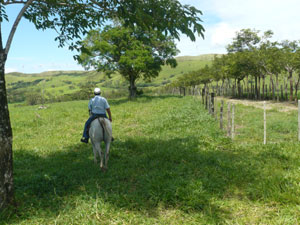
left=168, top=29, right=300, bottom=102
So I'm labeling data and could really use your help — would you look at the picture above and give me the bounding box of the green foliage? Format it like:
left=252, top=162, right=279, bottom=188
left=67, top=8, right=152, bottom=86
left=227, top=28, right=261, bottom=52
left=2, top=0, right=204, bottom=51
left=25, top=91, right=42, bottom=105
left=172, top=64, right=213, bottom=88
left=1, top=96, right=299, bottom=224
left=172, top=29, right=300, bottom=102
left=77, top=25, right=179, bottom=98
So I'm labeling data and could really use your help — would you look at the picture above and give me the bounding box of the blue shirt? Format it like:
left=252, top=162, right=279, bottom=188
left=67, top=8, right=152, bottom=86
left=88, top=96, right=110, bottom=115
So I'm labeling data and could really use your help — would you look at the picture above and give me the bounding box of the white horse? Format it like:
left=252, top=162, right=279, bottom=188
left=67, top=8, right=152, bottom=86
left=89, top=117, right=112, bottom=171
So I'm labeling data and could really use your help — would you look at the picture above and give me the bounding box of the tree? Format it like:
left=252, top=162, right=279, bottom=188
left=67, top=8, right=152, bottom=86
left=0, top=0, right=204, bottom=209
left=258, top=32, right=282, bottom=100
left=280, top=40, right=300, bottom=101
left=226, top=28, right=261, bottom=53
left=211, top=55, right=227, bottom=82
left=77, top=25, right=179, bottom=98
left=226, top=29, right=267, bottom=99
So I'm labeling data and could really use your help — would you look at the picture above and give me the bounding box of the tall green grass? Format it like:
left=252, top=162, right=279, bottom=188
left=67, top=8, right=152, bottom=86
left=1, top=95, right=299, bottom=224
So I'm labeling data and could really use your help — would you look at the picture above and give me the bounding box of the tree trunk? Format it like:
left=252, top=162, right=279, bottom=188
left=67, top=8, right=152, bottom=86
left=255, top=76, right=258, bottom=100
left=289, top=71, right=294, bottom=101
left=237, top=79, right=241, bottom=98
left=275, top=73, right=279, bottom=102
left=262, top=75, right=265, bottom=100
left=295, top=73, right=300, bottom=101
left=221, top=79, right=224, bottom=96
left=0, top=52, right=14, bottom=210
left=258, top=75, right=261, bottom=100
left=129, top=75, right=137, bottom=99
left=270, top=74, right=275, bottom=101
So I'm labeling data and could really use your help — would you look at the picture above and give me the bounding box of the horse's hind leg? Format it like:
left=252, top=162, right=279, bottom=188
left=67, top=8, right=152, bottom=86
left=96, top=143, right=104, bottom=169
left=104, top=142, right=111, bottom=170
left=93, top=141, right=103, bottom=168
left=91, top=140, right=98, bottom=164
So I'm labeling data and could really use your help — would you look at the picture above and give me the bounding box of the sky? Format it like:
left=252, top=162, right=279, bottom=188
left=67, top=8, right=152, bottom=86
left=3, top=0, right=300, bottom=73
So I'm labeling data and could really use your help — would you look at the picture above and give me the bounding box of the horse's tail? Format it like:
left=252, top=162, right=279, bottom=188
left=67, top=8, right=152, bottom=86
left=97, top=117, right=112, bottom=139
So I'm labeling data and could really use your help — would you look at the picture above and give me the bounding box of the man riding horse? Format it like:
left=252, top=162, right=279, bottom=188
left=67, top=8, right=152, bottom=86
left=81, top=88, right=113, bottom=143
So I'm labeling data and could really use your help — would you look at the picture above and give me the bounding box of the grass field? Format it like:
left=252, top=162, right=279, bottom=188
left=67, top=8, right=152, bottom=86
left=1, top=95, right=300, bottom=224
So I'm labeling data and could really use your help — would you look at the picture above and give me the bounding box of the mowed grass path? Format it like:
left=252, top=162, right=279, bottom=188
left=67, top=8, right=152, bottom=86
left=1, top=96, right=300, bottom=224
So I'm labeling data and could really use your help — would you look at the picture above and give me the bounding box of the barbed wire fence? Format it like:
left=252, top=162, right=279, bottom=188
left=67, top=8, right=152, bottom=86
left=163, top=85, right=300, bottom=144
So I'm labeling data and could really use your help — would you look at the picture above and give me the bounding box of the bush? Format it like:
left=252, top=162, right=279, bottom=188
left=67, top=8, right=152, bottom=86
left=25, top=92, right=42, bottom=105
left=7, top=89, right=26, bottom=103
left=63, top=80, right=73, bottom=84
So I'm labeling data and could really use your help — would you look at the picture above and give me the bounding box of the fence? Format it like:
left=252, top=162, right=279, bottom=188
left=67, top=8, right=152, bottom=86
left=163, top=80, right=300, bottom=103
left=198, top=90, right=300, bottom=144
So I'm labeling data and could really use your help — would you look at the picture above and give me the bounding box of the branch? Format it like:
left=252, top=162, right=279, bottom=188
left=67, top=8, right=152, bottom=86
left=4, top=0, right=34, bottom=56
left=2, top=0, right=67, bottom=6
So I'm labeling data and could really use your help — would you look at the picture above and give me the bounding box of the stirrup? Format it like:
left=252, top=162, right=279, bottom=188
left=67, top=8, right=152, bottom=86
left=81, top=137, right=88, bottom=143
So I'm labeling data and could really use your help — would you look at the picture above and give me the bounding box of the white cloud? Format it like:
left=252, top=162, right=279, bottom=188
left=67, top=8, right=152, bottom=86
left=211, top=23, right=237, bottom=48
left=210, top=0, right=300, bottom=41
left=177, top=0, right=300, bottom=56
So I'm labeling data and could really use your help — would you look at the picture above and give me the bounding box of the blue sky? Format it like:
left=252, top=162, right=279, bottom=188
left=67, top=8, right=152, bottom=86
left=3, top=0, right=300, bottom=73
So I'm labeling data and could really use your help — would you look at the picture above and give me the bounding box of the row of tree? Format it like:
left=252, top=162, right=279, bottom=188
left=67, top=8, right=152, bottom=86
left=170, top=29, right=300, bottom=101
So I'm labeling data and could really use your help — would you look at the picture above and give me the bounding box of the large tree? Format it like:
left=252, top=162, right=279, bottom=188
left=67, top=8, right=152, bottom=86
left=0, top=0, right=204, bottom=209
left=77, top=25, right=179, bottom=98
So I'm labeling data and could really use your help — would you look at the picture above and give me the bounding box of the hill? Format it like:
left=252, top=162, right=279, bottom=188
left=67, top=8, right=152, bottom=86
left=5, top=54, right=219, bottom=103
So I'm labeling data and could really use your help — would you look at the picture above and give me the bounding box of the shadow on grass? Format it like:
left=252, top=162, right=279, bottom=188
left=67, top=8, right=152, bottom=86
left=1, top=136, right=293, bottom=223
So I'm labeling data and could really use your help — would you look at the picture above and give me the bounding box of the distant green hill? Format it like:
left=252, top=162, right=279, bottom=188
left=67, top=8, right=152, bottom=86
left=6, top=54, right=219, bottom=103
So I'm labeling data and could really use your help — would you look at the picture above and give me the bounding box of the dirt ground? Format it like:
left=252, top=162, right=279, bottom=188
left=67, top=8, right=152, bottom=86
left=216, top=97, right=299, bottom=112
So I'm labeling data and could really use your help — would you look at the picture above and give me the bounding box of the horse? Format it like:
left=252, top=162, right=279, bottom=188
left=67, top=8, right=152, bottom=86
left=89, top=117, right=113, bottom=171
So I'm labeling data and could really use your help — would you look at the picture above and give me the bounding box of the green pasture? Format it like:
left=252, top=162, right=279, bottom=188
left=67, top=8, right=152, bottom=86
left=212, top=98, right=299, bottom=144
left=1, top=95, right=299, bottom=224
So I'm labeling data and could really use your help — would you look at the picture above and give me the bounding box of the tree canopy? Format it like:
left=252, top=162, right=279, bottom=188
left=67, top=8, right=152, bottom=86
left=1, top=0, right=205, bottom=52
left=77, top=25, right=179, bottom=98
left=170, top=28, right=300, bottom=101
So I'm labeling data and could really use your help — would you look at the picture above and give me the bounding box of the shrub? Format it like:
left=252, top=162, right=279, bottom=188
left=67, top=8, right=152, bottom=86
left=25, top=92, right=42, bottom=105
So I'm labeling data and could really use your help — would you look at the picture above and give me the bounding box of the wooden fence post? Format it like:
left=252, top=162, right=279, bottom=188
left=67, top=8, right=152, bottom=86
left=231, top=104, right=235, bottom=139
left=227, top=103, right=231, bottom=137
left=220, top=100, right=224, bottom=129
left=264, top=101, right=266, bottom=145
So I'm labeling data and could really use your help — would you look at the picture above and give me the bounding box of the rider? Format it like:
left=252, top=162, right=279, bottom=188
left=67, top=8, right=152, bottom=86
left=80, top=87, right=113, bottom=143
